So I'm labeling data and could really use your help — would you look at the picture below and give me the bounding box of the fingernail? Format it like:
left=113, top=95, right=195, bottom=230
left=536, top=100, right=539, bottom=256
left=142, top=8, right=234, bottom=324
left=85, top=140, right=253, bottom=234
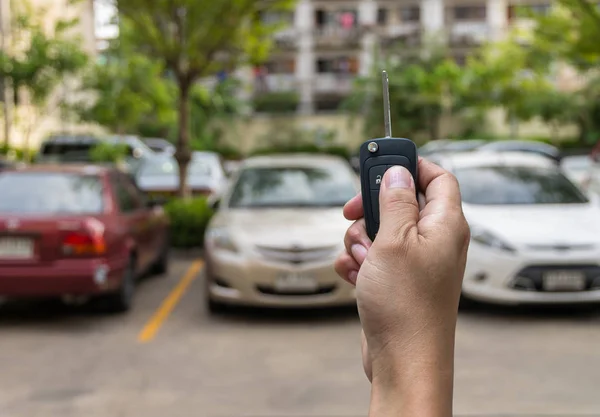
left=351, top=244, right=368, bottom=265
left=386, top=166, right=414, bottom=189
left=348, top=270, right=358, bottom=285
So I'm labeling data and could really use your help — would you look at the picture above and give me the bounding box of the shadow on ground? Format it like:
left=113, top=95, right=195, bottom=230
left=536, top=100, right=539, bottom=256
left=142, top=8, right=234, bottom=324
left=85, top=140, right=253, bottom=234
left=0, top=272, right=165, bottom=328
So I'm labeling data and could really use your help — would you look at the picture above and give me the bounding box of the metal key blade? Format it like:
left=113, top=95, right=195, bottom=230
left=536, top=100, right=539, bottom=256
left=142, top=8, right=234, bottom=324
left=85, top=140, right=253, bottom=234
left=382, top=70, right=392, bottom=138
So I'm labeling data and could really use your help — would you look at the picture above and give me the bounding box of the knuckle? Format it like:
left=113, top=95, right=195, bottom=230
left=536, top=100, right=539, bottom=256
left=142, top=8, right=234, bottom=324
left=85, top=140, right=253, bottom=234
left=346, top=221, right=365, bottom=244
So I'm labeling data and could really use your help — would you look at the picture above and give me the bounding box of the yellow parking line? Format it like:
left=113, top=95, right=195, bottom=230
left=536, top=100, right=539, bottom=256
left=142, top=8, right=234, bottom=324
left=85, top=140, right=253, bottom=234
left=137, top=259, right=204, bottom=343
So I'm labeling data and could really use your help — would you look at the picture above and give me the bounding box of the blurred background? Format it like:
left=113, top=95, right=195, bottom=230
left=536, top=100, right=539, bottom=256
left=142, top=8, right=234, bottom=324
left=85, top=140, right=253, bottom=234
left=1, top=0, right=600, bottom=416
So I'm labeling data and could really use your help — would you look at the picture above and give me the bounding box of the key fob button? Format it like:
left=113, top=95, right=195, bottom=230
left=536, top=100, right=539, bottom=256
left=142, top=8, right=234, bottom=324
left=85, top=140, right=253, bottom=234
left=386, top=156, right=410, bottom=170
left=369, top=165, right=388, bottom=189
left=370, top=190, right=380, bottom=223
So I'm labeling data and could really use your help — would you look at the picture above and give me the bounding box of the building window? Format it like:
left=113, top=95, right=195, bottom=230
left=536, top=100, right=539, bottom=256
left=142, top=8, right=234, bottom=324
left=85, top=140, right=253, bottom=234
left=399, top=6, right=421, bottom=22
left=453, top=6, right=487, bottom=20
left=378, top=8, right=388, bottom=25
left=315, top=9, right=358, bottom=29
left=316, top=57, right=359, bottom=74
left=507, top=3, right=550, bottom=20
left=264, top=59, right=295, bottom=74
left=260, top=10, right=294, bottom=24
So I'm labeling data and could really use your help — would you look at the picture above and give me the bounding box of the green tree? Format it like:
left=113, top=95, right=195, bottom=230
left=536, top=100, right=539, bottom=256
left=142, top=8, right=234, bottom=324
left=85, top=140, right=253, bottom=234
left=72, top=26, right=177, bottom=137
left=116, top=0, right=295, bottom=198
left=189, top=78, right=246, bottom=152
left=0, top=0, right=88, bottom=157
left=344, top=43, right=462, bottom=142
left=525, top=0, right=600, bottom=69
left=460, top=34, right=556, bottom=136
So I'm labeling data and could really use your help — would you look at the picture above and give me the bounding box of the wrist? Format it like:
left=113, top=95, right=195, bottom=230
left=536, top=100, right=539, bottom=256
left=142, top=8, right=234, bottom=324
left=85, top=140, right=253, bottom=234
left=368, top=329, right=456, bottom=417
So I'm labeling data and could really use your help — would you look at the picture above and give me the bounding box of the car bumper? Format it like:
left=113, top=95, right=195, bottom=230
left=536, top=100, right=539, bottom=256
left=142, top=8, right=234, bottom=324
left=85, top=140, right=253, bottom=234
left=205, top=249, right=356, bottom=308
left=462, top=243, right=600, bottom=306
left=0, top=257, right=127, bottom=297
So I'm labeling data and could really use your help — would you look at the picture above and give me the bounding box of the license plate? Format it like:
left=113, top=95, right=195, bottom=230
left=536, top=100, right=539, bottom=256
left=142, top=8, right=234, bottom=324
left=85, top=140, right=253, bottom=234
left=543, top=270, right=586, bottom=291
left=0, top=237, right=34, bottom=259
left=274, top=272, right=318, bottom=292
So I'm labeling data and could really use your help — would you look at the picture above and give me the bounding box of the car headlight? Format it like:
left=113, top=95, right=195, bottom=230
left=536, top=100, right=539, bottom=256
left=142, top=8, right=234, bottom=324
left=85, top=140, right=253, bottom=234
left=206, top=227, right=238, bottom=253
left=469, top=224, right=516, bottom=253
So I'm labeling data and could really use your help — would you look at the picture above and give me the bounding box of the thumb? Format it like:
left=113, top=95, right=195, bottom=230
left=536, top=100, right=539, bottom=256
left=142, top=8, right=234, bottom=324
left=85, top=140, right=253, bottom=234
left=378, top=165, right=419, bottom=243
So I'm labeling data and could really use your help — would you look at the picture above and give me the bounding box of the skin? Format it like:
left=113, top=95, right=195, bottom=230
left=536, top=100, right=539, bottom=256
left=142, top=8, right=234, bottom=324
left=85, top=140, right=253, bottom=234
left=334, top=157, right=470, bottom=417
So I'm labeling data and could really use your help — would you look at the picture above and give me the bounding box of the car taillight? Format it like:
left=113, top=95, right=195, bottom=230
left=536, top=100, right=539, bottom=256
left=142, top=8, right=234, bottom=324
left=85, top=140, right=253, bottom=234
left=62, top=232, right=106, bottom=256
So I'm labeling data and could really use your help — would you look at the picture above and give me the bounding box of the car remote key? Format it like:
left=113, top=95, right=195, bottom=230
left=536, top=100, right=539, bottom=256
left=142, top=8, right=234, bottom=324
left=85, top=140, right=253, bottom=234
left=359, top=70, right=419, bottom=241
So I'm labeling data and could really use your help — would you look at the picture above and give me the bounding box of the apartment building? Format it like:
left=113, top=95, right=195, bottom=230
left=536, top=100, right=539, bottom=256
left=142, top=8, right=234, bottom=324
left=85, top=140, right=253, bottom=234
left=256, top=0, right=551, bottom=114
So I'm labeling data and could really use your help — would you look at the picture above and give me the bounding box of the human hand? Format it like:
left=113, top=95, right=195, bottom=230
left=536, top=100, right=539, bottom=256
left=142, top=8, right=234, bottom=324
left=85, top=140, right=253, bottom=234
left=334, top=158, right=470, bottom=417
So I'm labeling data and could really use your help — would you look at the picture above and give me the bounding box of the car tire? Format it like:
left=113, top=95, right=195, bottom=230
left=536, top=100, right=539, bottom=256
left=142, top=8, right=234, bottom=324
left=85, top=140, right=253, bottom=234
left=207, top=297, right=228, bottom=314
left=104, top=257, right=136, bottom=313
left=458, top=293, right=478, bottom=310
left=151, top=234, right=170, bottom=276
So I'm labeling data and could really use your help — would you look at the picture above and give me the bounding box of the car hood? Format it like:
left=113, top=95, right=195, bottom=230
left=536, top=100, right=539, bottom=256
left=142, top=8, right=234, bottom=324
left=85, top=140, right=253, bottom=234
left=463, top=203, right=600, bottom=247
left=210, top=208, right=352, bottom=249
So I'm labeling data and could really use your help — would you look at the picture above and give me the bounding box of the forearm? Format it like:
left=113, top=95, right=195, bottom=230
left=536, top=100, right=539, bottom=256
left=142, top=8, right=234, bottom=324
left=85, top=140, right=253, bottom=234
left=368, top=329, right=456, bottom=417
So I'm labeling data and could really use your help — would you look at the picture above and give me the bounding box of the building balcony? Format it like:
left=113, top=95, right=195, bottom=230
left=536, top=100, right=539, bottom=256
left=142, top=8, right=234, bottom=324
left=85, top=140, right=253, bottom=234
left=313, top=26, right=363, bottom=49
left=379, top=26, right=423, bottom=48
left=312, top=73, right=354, bottom=95
left=273, top=28, right=299, bottom=50
left=448, top=22, right=490, bottom=47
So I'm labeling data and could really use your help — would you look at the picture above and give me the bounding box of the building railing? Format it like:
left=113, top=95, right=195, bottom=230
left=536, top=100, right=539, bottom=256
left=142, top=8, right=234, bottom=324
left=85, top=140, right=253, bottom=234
left=252, top=73, right=355, bottom=95
left=313, top=26, right=363, bottom=48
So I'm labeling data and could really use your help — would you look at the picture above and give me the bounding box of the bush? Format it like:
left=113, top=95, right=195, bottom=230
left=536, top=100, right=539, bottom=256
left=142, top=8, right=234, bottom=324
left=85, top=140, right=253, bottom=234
left=0, top=144, right=28, bottom=161
left=90, top=142, right=129, bottom=163
left=250, top=144, right=351, bottom=159
left=164, top=197, right=214, bottom=248
left=253, top=91, right=299, bottom=113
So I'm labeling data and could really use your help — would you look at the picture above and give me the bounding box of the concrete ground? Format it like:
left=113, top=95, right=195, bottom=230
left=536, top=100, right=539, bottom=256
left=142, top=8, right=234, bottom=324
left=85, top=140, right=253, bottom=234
left=1, top=256, right=600, bottom=417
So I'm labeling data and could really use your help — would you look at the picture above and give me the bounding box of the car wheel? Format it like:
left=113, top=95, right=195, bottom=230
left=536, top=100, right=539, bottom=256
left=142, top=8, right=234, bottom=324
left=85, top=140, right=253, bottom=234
left=458, top=293, right=478, bottom=310
left=151, top=234, right=170, bottom=276
left=207, top=297, right=228, bottom=314
left=104, top=257, right=136, bottom=313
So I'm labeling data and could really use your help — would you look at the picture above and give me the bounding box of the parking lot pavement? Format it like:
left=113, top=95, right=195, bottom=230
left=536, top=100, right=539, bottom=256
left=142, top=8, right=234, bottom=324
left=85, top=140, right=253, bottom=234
left=2, top=257, right=600, bottom=417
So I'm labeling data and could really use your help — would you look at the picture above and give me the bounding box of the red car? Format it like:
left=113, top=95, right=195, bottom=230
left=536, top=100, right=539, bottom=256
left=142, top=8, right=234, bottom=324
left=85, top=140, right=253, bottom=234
left=0, top=165, right=170, bottom=312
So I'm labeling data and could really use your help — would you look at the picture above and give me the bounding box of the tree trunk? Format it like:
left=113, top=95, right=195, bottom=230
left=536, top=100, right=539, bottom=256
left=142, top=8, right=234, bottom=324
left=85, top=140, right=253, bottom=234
left=509, top=113, right=519, bottom=138
left=175, top=80, right=192, bottom=199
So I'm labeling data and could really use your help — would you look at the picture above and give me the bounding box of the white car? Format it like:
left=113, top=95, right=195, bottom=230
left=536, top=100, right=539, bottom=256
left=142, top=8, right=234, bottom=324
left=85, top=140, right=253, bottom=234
left=429, top=151, right=600, bottom=306
left=561, top=155, right=600, bottom=195
left=203, top=154, right=358, bottom=311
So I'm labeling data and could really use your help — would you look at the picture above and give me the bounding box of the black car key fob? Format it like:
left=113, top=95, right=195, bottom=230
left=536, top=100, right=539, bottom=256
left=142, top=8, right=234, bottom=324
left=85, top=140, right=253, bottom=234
left=359, top=71, right=419, bottom=241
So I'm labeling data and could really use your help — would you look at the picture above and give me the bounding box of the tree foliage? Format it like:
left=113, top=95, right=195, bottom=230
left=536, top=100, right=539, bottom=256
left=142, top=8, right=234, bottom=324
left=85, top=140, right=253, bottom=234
left=73, top=26, right=177, bottom=136
left=115, top=0, right=295, bottom=198
left=0, top=0, right=88, bottom=152
left=344, top=43, right=462, bottom=142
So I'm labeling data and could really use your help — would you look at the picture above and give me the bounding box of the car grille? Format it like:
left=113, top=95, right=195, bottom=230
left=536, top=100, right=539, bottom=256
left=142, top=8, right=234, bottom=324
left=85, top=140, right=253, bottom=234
left=526, top=244, right=595, bottom=251
left=256, top=284, right=337, bottom=296
left=511, top=264, right=600, bottom=291
left=255, top=244, right=339, bottom=264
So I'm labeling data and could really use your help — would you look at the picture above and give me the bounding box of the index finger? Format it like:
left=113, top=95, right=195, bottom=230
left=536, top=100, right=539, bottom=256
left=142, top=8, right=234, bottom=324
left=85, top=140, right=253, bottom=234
left=343, top=192, right=363, bottom=221
left=416, top=157, right=464, bottom=238
left=417, top=157, right=462, bottom=209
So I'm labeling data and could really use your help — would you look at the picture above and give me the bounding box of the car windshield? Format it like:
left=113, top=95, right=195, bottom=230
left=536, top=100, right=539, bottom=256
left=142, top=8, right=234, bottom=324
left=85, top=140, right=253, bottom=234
left=454, top=166, right=589, bottom=205
left=444, top=141, right=485, bottom=152
left=139, top=157, right=212, bottom=177
left=0, top=172, right=104, bottom=214
left=228, top=165, right=357, bottom=208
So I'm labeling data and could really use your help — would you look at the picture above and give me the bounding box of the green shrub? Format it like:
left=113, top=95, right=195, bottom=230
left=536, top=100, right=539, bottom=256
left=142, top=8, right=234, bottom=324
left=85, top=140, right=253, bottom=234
left=253, top=91, right=299, bottom=113
left=164, top=197, right=214, bottom=248
left=0, top=144, right=28, bottom=161
left=249, top=144, right=351, bottom=159
left=90, top=142, right=129, bottom=163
